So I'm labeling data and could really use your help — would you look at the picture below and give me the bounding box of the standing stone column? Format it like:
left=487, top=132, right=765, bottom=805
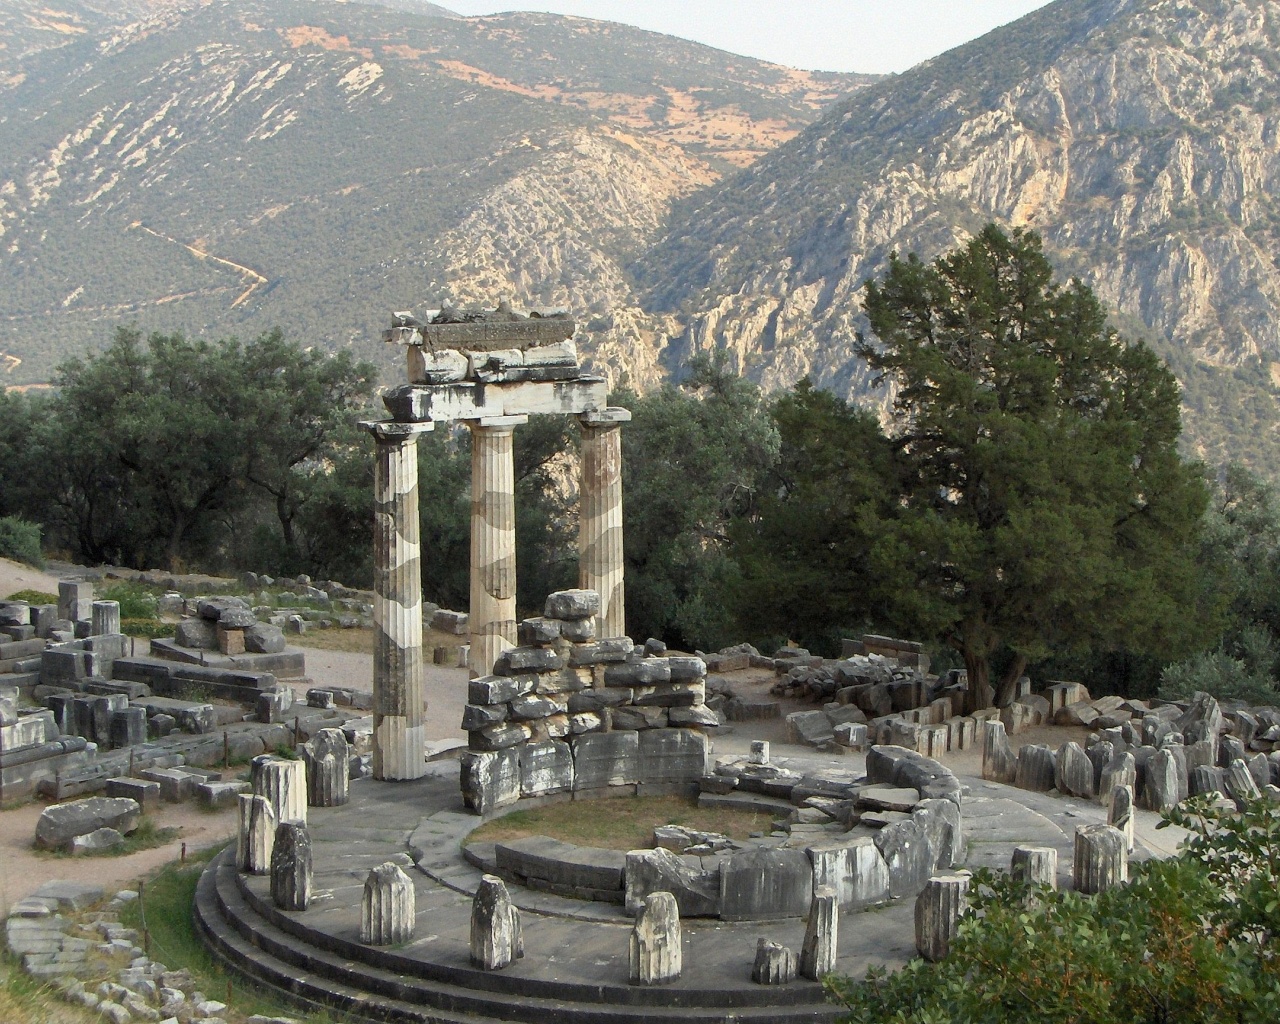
left=1109, top=783, right=1135, bottom=853
left=364, top=420, right=432, bottom=780
left=914, top=874, right=969, bottom=962
left=361, top=862, right=415, bottom=945
left=270, top=822, right=312, bottom=911
left=799, top=886, right=838, bottom=980
left=1010, top=846, right=1057, bottom=889
left=91, top=601, right=120, bottom=636
left=578, top=409, right=630, bottom=640
left=303, top=728, right=350, bottom=807
left=236, top=793, right=276, bottom=875
left=468, top=418, right=525, bottom=677
left=1073, top=824, right=1128, bottom=894
left=629, top=891, right=681, bottom=985
left=251, top=755, right=307, bottom=825
left=470, top=875, right=523, bottom=970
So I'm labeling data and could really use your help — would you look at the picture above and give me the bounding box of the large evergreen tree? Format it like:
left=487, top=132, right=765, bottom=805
left=860, top=224, right=1207, bottom=709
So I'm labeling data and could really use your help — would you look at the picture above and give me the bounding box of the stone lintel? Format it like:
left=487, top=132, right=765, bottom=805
left=384, top=378, right=608, bottom=424
left=359, top=420, right=435, bottom=441
left=477, top=415, right=530, bottom=429
left=383, top=319, right=575, bottom=352
left=579, top=407, right=632, bottom=427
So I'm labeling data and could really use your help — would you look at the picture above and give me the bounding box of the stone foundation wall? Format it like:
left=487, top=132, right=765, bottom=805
left=459, top=590, right=717, bottom=814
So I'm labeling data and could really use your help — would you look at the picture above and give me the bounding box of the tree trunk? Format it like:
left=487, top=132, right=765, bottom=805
left=963, top=650, right=994, bottom=712
left=995, top=653, right=1030, bottom=708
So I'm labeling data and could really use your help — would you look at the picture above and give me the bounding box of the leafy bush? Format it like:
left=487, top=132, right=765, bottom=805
left=100, top=580, right=161, bottom=619
left=829, top=797, right=1280, bottom=1024
left=120, top=618, right=173, bottom=639
left=1159, top=646, right=1280, bottom=706
left=0, top=516, right=44, bottom=568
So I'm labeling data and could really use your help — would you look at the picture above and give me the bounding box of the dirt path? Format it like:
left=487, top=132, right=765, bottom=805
left=0, top=800, right=239, bottom=910
left=0, top=556, right=63, bottom=599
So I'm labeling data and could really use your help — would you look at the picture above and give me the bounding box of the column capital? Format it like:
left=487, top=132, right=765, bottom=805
left=360, top=420, right=434, bottom=442
left=578, top=407, right=631, bottom=427
left=472, top=415, right=529, bottom=430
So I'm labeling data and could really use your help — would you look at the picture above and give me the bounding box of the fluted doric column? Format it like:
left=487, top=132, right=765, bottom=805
left=469, top=417, right=525, bottom=676
left=364, top=420, right=432, bottom=780
left=578, top=408, right=630, bottom=640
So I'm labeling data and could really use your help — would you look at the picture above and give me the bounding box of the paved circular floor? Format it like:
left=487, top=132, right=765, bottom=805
left=196, top=752, right=1179, bottom=1023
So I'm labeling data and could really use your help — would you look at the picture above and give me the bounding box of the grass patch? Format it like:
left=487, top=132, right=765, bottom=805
left=0, top=953, right=98, bottom=1024
left=466, top=795, right=774, bottom=851
left=121, top=617, right=172, bottom=639
left=120, top=849, right=344, bottom=1023
left=4, top=589, right=57, bottom=605
left=288, top=626, right=374, bottom=654
left=35, top=816, right=181, bottom=858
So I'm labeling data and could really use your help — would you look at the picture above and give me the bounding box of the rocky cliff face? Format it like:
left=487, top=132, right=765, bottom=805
left=634, top=0, right=1280, bottom=473
left=0, top=0, right=867, bottom=385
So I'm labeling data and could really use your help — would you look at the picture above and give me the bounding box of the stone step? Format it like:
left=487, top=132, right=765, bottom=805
left=697, top=791, right=795, bottom=817
left=197, top=848, right=838, bottom=1023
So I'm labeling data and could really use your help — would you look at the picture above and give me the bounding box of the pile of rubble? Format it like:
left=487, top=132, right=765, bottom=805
left=6, top=880, right=298, bottom=1024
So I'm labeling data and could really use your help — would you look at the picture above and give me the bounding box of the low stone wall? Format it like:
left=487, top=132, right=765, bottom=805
left=470, top=744, right=963, bottom=922
left=459, top=590, right=718, bottom=815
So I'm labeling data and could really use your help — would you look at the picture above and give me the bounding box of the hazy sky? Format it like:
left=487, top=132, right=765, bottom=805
left=442, top=1, right=1057, bottom=75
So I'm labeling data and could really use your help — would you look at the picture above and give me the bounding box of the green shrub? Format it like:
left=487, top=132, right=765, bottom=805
left=828, top=797, right=1280, bottom=1024
left=120, top=617, right=173, bottom=639
left=1158, top=649, right=1280, bottom=706
left=100, top=580, right=161, bottom=619
left=0, top=517, right=44, bottom=569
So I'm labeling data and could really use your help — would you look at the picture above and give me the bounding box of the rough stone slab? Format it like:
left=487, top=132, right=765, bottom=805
left=519, top=739, right=574, bottom=797
left=624, top=847, right=720, bottom=917
left=495, top=835, right=626, bottom=891
left=35, top=797, right=140, bottom=850
left=638, top=728, right=708, bottom=786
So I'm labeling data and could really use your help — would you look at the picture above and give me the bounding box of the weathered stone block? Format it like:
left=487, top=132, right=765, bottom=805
left=638, top=728, right=708, bottom=785
left=752, top=939, right=796, bottom=985
left=875, top=819, right=933, bottom=899
left=571, top=731, right=639, bottom=790
left=982, top=720, right=1017, bottom=784
left=175, top=618, right=217, bottom=651
left=544, top=590, right=600, bottom=621
left=1011, top=846, right=1058, bottom=889
left=787, top=710, right=835, bottom=748
left=625, top=848, right=720, bottom=917
left=519, top=739, right=574, bottom=797
left=468, top=674, right=536, bottom=706
left=1014, top=744, right=1057, bottom=792
left=1055, top=741, right=1095, bottom=799
left=303, top=728, right=349, bottom=807
left=604, top=659, right=672, bottom=687
left=719, top=848, right=814, bottom=920
left=1073, top=823, right=1127, bottom=894
left=237, top=793, right=276, bottom=875
left=461, top=747, right=522, bottom=814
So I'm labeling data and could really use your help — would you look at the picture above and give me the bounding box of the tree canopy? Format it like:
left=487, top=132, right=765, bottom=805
left=857, top=224, right=1208, bottom=708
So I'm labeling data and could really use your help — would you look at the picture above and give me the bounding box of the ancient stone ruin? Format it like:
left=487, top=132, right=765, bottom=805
left=367, top=303, right=630, bottom=780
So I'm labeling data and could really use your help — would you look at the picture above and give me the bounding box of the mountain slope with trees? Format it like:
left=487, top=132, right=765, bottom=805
left=637, top=0, right=1280, bottom=478
left=0, top=0, right=868, bottom=386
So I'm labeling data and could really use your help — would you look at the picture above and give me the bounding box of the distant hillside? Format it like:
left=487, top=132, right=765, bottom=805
left=0, top=0, right=871, bottom=386
left=633, top=0, right=1280, bottom=478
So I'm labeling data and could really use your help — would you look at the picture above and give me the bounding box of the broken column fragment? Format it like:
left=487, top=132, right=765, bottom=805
left=361, top=861, right=415, bottom=945
left=470, top=874, right=523, bottom=970
left=629, top=890, right=681, bottom=985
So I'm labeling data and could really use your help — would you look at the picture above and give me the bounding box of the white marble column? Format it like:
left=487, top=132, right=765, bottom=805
left=364, top=420, right=432, bottom=780
left=578, top=408, right=629, bottom=640
left=468, top=417, right=525, bottom=676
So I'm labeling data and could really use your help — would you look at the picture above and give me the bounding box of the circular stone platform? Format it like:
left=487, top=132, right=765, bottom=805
left=195, top=756, right=1158, bottom=1023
